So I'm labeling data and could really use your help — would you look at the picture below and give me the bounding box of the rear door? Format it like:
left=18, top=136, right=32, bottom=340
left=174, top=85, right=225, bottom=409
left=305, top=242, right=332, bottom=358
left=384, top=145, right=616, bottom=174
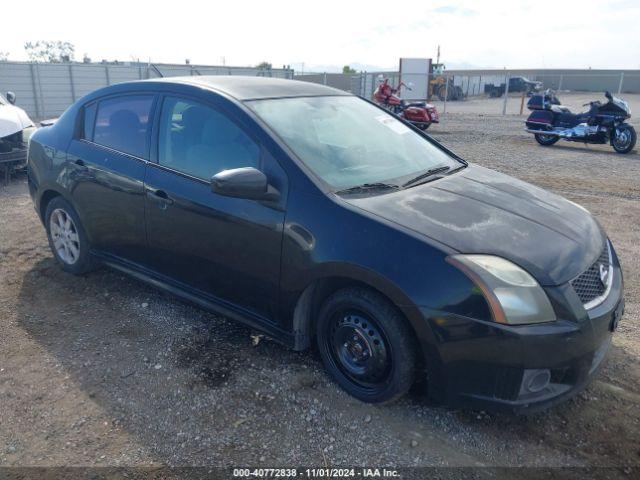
left=143, top=94, right=287, bottom=322
left=66, top=93, right=156, bottom=263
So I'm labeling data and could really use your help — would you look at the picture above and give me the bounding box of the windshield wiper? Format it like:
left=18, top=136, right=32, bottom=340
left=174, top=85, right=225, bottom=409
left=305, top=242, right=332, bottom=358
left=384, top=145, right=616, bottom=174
left=402, top=166, right=451, bottom=188
left=335, top=182, right=400, bottom=195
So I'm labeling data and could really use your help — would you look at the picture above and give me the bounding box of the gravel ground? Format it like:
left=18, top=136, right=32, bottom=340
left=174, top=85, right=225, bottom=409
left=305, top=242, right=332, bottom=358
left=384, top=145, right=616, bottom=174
left=1, top=96, right=639, bottom=472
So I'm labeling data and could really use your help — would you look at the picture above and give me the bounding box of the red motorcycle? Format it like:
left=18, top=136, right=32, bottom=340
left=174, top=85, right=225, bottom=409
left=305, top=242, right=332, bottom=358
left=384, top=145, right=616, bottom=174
left=373, top=77, right=439, bottom=130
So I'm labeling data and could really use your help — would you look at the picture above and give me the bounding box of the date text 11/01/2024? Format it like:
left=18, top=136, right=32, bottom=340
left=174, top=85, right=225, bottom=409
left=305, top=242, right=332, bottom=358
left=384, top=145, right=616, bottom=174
left=232, top=468, right=400, bottom=477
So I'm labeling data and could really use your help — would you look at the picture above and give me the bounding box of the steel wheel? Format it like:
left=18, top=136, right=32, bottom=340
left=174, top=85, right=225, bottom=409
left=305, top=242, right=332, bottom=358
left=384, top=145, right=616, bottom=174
left=316, top=287, right=417, bottom=403
left=327, top=310, right=392, bottom=390
left=49, top=208, right=81, bottom=265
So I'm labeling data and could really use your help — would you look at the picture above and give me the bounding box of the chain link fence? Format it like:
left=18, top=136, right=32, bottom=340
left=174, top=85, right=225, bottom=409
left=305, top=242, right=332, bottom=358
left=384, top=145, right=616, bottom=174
left=297, top=70, right=640, bottom=117
left=426, top=72, right=640, bottom=116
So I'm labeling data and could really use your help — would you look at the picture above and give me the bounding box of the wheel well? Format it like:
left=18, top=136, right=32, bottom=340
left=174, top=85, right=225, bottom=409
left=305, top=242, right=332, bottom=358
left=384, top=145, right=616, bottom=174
left=291, top=277, right=408, bottom=351
left=39, top=190, right=61, bottom=222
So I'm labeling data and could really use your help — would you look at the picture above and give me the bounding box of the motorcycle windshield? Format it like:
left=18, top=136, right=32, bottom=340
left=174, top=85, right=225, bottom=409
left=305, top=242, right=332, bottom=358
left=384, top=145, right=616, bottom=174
left=611, top=96, right=630, bottom=115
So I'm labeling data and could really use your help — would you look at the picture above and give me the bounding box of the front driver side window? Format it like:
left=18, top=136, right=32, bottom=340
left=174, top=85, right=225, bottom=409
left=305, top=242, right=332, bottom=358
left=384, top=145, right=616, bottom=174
left=158, top=97, right=260, bottom=180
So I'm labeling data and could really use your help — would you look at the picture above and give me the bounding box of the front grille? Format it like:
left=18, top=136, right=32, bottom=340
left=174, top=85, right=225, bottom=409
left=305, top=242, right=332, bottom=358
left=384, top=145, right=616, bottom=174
left=570, top=242, right=611, bottom=308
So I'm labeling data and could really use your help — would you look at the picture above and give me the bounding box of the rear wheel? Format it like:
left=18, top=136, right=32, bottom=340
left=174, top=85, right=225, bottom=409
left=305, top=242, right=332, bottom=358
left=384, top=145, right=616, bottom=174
left=316, top=287, right=416, bottom=404
left=612, top=124, right=636, bottom=154
left=534, top=133, right=559, bottom=146
left=45, top=197, right=96, bottom=274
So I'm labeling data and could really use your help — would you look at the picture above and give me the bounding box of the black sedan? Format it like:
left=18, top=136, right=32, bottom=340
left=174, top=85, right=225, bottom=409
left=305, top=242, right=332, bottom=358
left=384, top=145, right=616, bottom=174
left=27, top=77, right=624, bottom=412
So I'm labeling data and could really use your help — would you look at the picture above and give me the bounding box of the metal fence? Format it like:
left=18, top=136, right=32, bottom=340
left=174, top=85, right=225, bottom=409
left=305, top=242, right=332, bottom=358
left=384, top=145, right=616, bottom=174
left=298, top=70, right=640, bottom=116
left=297, top=71, right=398, bottom=98
left=0, top=61, right=294, bottom=120
left=429, top=72, right=640, bottom=116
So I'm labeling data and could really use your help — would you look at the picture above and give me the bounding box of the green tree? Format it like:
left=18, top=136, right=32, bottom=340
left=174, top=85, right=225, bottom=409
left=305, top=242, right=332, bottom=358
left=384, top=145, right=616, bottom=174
left=342, top=65, right=356, bottom=74
left=24, top=41, right=75, bottom=62
left=256, top=61, right=273, bottom=77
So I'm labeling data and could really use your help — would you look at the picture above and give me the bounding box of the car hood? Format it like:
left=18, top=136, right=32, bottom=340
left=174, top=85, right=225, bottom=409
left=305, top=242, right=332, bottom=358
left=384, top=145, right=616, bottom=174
left=0, top=104, right=35, bottom=138
left=343, top=165, right=604, bottom=286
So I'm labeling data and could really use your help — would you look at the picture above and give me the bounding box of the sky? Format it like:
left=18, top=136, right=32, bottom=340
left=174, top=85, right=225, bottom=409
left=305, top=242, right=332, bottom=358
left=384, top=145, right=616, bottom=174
left=1, top=0, right=639, bottom=71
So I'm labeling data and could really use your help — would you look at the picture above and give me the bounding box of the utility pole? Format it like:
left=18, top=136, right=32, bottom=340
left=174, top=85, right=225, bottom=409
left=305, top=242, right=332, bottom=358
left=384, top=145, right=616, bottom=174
left=502, top=74, right=510, bottom=115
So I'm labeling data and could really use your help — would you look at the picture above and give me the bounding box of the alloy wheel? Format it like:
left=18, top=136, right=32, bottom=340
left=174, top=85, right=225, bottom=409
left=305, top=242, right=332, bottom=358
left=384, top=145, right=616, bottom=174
left=49, top=208, right=81, bottom=265
left=613, top=128, right=631, bottom=150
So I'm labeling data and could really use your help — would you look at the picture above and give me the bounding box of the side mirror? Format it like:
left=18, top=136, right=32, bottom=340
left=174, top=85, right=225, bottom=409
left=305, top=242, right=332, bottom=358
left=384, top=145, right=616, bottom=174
left=6, top=91, right=16, bottom=104
left=211, top=167, right=278, bottom=201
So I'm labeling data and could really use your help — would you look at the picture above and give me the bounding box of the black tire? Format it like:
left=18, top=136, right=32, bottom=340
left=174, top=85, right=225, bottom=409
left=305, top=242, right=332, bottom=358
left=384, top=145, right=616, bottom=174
left=45, top=196, right=96, bottom=274
left=316, top=287, right=417, bottom=404
left=534, top=133, right=559, bottom=146
left=612, top=124, right=636, bottom=154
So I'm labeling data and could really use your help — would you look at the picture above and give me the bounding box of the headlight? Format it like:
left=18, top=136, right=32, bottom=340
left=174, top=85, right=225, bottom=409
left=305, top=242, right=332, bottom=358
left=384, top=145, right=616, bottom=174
left=447, top=255, right=556, bottom=325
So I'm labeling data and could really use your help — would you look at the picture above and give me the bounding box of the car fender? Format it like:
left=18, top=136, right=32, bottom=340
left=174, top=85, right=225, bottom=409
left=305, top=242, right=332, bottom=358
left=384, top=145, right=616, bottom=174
left=289, top=261, right=443, bottom=365
left=0, top=104, right=35, bottom=138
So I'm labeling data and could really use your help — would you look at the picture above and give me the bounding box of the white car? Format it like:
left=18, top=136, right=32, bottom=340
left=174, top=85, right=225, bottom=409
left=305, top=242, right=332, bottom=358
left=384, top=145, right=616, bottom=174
left=0, top=92, right=37, bottom=183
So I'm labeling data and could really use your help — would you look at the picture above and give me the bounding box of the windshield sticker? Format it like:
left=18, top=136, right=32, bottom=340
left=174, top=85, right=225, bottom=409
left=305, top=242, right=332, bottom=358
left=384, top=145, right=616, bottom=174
left=375, top=115, right=410, bottom=135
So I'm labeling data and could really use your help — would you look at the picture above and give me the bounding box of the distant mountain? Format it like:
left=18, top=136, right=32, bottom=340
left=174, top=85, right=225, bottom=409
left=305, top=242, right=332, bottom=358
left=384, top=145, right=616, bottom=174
left=298, top=62, right=395, bottom=74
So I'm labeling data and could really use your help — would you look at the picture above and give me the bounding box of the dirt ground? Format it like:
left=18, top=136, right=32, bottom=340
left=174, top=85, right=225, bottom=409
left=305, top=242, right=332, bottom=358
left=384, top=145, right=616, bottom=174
left=1, top=96, right=639, bottom=473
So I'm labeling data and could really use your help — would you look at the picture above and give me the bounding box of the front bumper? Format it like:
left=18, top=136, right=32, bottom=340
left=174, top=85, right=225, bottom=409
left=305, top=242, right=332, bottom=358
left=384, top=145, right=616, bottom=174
left=421, top=262, right=624, bottom=414
left=0, top=147, right=28, bottom=167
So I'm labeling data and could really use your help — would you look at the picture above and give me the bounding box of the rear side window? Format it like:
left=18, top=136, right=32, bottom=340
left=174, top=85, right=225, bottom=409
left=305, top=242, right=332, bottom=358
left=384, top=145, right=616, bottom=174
left=82, top=102, right=97, bottom=140
left=158, top=96, right=260, bottom=180
left=93, top=95, right=153, bottom=158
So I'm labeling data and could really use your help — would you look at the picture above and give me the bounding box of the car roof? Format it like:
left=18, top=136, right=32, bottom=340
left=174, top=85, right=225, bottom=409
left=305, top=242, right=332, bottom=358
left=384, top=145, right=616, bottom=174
left=147, top=75, right=352, bottom=101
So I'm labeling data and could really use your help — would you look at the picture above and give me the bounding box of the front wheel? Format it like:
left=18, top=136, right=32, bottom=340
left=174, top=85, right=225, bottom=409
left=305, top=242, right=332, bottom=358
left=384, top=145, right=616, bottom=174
left=316, top=287, right=417, bottom=404
left=612, top=124, right=636, bottom=154
left=534, top=133, right=559, bottom=146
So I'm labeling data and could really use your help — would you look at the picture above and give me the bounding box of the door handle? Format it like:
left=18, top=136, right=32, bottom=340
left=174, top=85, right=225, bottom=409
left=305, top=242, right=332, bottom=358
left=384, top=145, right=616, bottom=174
left=74, top=158, right=88, bottom=168
left=147, top=189, right=174, bottom=207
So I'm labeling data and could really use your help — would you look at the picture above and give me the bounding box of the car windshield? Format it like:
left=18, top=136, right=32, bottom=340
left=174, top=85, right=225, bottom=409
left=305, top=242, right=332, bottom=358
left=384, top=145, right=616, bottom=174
left=247, top=96, right=460, bottom=190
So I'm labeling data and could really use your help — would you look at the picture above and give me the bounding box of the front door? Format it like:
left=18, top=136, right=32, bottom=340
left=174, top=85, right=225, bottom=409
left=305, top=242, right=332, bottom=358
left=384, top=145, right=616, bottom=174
left=144, top=95, right=286, bottom=322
